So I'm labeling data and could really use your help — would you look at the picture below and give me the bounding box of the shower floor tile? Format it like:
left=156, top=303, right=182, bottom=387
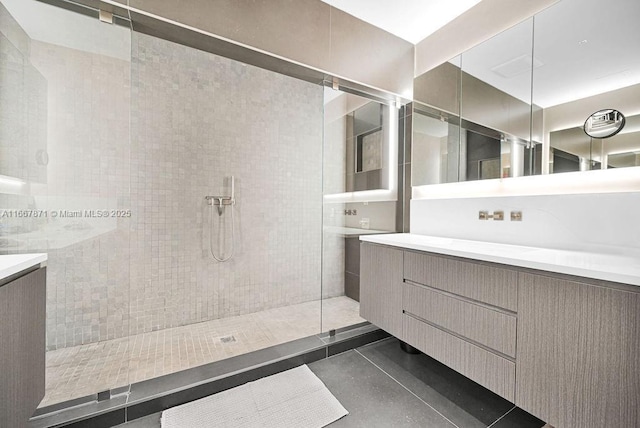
left=41, top=296, right=363, bottom=407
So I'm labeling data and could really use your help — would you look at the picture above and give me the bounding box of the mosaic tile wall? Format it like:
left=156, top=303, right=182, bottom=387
left=128, top=33, right=328, bottom=335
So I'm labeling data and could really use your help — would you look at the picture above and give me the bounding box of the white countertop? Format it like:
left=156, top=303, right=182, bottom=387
left=360, top=233, right=640, bottom=287
left=324, top=226, right=392, bottom=237
left=0, top=253, right=47, bottom=282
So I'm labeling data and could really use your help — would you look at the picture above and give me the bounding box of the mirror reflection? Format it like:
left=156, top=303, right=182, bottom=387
left=323, top=87, right=395, bottom=195
left=411, top=0, right=640, bottom=186
left=535, top=0, right=640, bottom=175
left=550, top=114, right=640, bottom=173
left=412, top=103, right=460, bottom=185
left=412, top=18, right=540, bottom=187
left=0, top=29, right=48, bottom=184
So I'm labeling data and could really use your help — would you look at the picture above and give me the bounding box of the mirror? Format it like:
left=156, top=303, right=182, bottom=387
left=412, top=56, right=462, bottom=186
left=535, top=0, right=640, bottom=174
left=351, top=101, right=383, bottom=190
left=411, top=0, right=640, bottom=187
left=323, top=86, right=398, bottom=201
left=412, top=19, right=540, bottom=187
left=549, top=113, right=640, bottom=173
left=584, top=109, right=626, bottom=139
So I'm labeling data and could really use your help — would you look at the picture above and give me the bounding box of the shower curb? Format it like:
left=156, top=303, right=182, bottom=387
left=28, top=323, right=389, bottom=428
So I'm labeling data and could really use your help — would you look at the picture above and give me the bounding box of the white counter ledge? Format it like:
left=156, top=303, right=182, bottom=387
left=0, top=253, right=47, bottom=282
left=360, top=233, right=640, bottom=287
left=324, top=226, right=392, bottom=237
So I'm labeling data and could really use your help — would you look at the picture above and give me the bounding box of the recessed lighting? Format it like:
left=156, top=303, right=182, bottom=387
left=578, top=39, right=588, bottom=45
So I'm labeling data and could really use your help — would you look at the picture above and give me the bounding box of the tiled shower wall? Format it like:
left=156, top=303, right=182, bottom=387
left=128, top=33, right=327, bottom=335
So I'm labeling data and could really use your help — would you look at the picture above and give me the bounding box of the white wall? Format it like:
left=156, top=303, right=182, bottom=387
left=411, top=191, right=640, bottom=254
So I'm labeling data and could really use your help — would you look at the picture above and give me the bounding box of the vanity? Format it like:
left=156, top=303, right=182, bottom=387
left=0, top=254, right=47, bottom=427
left=359, top=234, right=639, bottom=428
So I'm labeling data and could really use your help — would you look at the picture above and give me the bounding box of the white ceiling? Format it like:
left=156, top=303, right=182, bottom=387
left=321, top=0, right=481, bottom=44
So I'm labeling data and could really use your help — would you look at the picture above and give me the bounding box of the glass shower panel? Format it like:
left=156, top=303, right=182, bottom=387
left=321, top=86, right=401, bottom=333
left=0, top=0, right=132, bottom=406
left=127, top=30, right=325, bottom=384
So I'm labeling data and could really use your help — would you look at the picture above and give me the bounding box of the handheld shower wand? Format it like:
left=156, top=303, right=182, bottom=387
left=205, top=176, right=236, bottom=262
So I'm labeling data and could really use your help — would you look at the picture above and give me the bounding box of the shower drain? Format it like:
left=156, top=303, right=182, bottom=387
left=219, top=335, right=236, bottom=343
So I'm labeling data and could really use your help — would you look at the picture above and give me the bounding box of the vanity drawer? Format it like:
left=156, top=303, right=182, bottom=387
left=404, top=251, right=518, bottom=311
left=403, top=282, right=517, bottom=358
left=404, top=314, right=515, bottom=401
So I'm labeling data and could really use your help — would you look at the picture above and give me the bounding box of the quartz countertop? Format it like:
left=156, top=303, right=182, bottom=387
left=360, top=233, right=640, bottom=286
left=0, top=253, right=47, bottom=282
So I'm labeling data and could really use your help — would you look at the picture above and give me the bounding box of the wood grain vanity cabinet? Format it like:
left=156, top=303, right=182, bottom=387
left=0, top=267, right=46, bottom=427
left=360, top=243, right=404, bottom=339
left=516, top=272, right=640, bottom=428
left=360, top=242, right=640, bottom=428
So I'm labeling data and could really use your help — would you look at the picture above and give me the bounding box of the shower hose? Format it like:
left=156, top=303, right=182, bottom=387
left=209, top=199, right=235, bottom=262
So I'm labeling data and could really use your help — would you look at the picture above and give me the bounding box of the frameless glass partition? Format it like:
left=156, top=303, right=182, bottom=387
left=321, top=84, right=403, bottom=332
left=1, top=0, right=334, bottom=411
left=126, top=28, right=325, bottom=384
left=0, top=0, right=132, bottom=406
left=0, top=0, right=405, bottom=414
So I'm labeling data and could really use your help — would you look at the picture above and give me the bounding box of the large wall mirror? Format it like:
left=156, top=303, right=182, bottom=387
left=323, top=86, right=399, bottom=203
left=412, top=18, right=540, bottom=187
left=535, top=0, right=640, bottom=174
left=412, top=0, right=640, bottom=188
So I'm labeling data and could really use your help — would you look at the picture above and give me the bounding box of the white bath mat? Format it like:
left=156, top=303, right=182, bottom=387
left=161, top=365, right=348, bottom=428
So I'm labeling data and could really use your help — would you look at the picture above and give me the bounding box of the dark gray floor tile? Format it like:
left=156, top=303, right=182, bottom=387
left=327, top=329, right=390, bottom=356
left=116, top=412, right=161, bottom=427
left=490, top=407, right=545, bottom=428
left=358, top=338, right=513, bottom=428
left=309, top=350, right=456, bottom=428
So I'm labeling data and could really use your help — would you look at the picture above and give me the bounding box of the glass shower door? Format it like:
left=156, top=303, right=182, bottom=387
left=0, top=0, right=133, bottom=407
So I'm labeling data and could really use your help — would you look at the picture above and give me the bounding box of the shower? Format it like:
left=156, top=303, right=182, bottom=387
left=205, top=176, right=235, bottom=262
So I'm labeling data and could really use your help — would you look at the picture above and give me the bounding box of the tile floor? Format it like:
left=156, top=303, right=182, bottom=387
left=42, top=296, right=363, bottom=407
left=116, top=338, right=549, bottom=428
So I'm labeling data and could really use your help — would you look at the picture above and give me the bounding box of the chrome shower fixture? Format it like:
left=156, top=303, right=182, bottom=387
left=205, top=176, right=236, bottom=262
left=205, top=176, right=235, bottom=216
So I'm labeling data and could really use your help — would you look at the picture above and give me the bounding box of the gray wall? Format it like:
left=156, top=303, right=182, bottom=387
left=81, top=0, right=414, bottom=98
